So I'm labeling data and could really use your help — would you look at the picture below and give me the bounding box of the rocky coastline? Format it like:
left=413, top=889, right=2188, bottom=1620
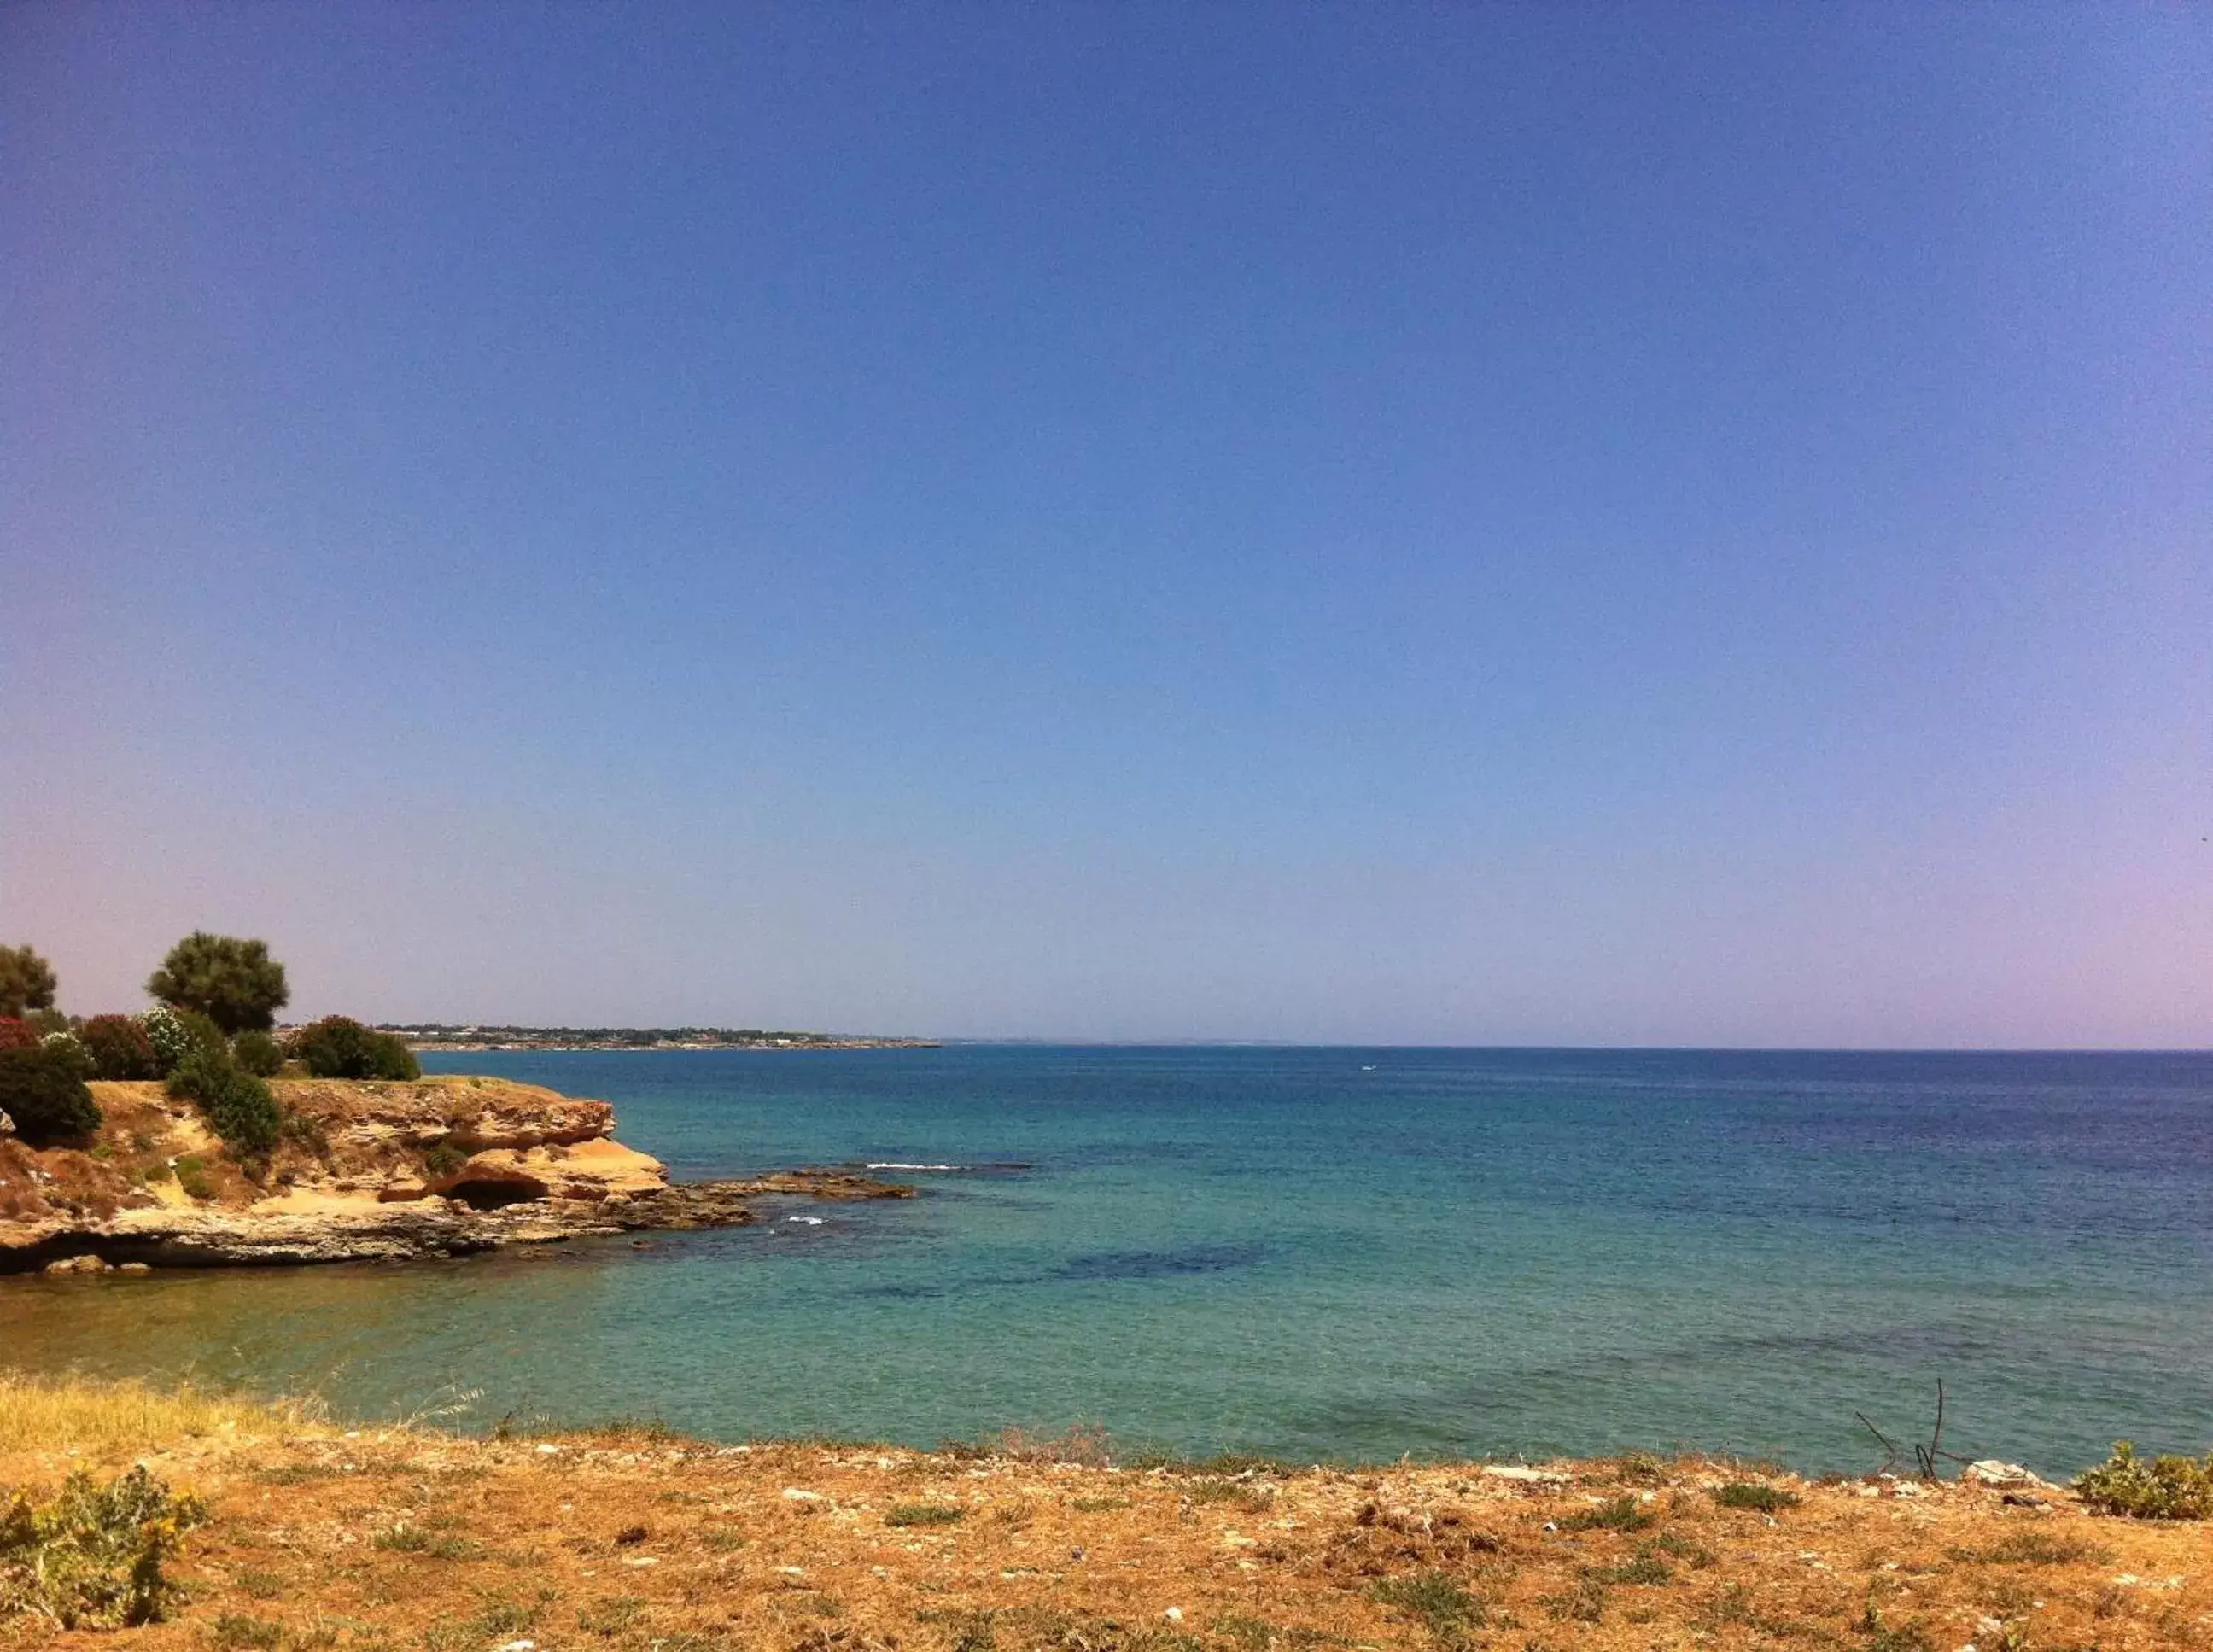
left=0, top=1077, right=911, bottom=1272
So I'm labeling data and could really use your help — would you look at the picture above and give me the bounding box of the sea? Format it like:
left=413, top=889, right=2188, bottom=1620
left=5, top=1046, right=2209, bottom=1476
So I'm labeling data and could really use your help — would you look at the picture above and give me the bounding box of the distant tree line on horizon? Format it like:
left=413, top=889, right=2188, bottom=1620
left=0, top=935, right=420, bottom=1169
left=388, top=1024, right=864, bottom=1047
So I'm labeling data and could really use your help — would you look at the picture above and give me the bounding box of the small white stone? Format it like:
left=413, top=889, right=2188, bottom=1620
left=1165, top=1608, right=1183, bottom=1622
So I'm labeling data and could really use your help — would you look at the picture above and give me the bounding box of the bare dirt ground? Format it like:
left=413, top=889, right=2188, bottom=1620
left=3, top=1390, right=2207, bottom=1652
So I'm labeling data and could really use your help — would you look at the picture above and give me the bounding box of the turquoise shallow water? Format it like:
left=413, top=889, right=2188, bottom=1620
left=4, top=1046, right=2210, bottom=1474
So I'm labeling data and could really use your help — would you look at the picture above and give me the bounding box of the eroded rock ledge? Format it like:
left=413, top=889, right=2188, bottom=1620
left=0, top=1077, right=911, bottom=1271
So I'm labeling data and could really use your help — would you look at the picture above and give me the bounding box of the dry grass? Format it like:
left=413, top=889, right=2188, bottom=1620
left=0, top=1370, right=319, bottom=1458
left=1, top=1377, right=2210, bottom=1651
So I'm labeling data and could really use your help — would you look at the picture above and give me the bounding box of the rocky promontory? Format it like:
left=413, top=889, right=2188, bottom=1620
left=0, top=1077, right=910, bottom=1271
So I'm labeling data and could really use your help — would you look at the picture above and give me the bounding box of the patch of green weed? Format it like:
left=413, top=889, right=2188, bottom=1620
left=1947, top=1532, right=2105, bottom=1567
left=1650, top=1531, right=1716, bottom=1567
left=886, top=1503, right=967, bottom=1527
left=1188, top=1478, right=1273, bottom=1512
left=1715, top=1480, right=1799, bottom=1513
left=208, top=1614, right=284, bottom=1650
left=577, top=1594, right=648, bottom=1636
left=1560, top=1494, right=1655, bottom=1532
left=1587, top=1550, right=1672, bottom=1585
left=1369, top=1572, right=1483, bottom=1643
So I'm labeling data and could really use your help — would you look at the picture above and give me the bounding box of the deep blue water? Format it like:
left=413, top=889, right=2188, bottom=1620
left=5, top=1046, right=2209, bottom=1474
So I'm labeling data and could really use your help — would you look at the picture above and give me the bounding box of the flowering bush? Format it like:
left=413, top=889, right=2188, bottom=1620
left=137, top=1007, right=221, bottom=1076
left=79, top=1015, right=158, bottom=1081
left=38, top=1031, right=94, bottom=1082
left=0, top=1464, right=206, bottom=1627
left=0, top=1018, right=37, bottom=1053
left=138, top=1007, right=194, bottom=1072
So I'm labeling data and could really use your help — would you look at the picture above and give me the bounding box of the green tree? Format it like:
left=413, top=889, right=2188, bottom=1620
left=145, top=933, right=289, bottom=1035
left=0, top=944, right=57, bottom=1019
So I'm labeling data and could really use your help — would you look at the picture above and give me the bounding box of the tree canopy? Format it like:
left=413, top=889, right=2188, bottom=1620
left=146, top=932, right=290, bottom=1035
left=0, top=944, right=57, bottom=1019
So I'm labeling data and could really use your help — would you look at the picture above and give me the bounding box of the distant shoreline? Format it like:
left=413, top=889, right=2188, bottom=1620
left=382, top=1024, right=939, bottom=1054
left=406, top=1039, right=942, bottom=1053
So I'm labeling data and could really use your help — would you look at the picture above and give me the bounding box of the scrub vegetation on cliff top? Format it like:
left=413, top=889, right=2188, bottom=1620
left=0, top=933, right=417, bottom=1174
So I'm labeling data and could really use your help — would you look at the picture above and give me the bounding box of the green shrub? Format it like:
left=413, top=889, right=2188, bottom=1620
left=290, top=1016, right=421, bottom=1080
left=231, top=1030, right=283, bottom=1077
left=0, top=1048, right=102, bottom=1146
left=145, top=932, right=289, bottom=1035
left=174, top=1157, right=213, bottom=1200
left=166, top=1048, right=282, bottom=1157
left=366, top=1031, right=420, bottom=1078
left=423, top=1141, right=470, bottom=1178
left=1714, top=1481, right=1799, bottom=1513
left=0, top=1464, right=206, bottom=1628
left=2074, top=1441, right=2213, bottom=1520
left=79, top=1015, right=158, bottom=1080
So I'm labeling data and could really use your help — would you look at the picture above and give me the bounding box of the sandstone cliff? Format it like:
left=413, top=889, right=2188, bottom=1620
left=0, top=1077, right=907, bottom=1270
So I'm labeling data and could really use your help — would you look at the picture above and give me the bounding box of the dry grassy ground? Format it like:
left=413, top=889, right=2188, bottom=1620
left=2, top=1376, right=2206, bottom=1652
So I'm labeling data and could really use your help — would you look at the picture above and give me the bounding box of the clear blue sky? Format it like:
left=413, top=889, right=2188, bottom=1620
left=4, top=3, right=2208, bottom=1045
